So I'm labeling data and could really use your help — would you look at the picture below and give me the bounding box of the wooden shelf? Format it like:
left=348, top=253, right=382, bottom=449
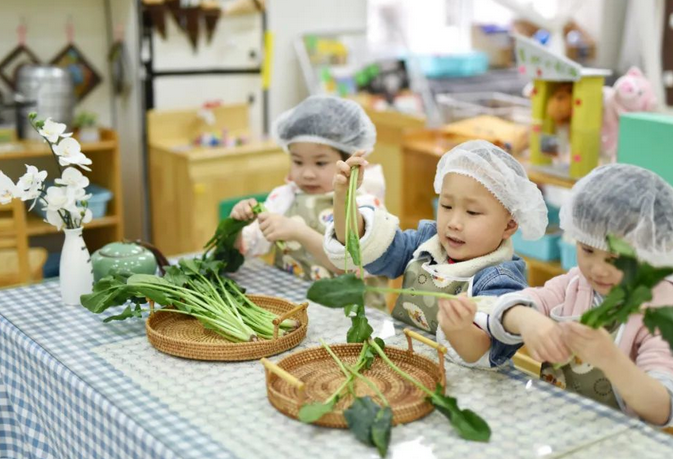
left=0, top=137, right=118, bottom=161
left=526, top=166, right=578, bottom=189
left=26, top=215, right=119, bottom=236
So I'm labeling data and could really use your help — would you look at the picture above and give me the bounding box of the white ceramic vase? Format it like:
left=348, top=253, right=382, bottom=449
left=60, top=227, right=94, bottom=306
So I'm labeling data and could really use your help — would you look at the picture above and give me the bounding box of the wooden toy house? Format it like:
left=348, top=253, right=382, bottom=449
left=515, top=35, right=611, bottom=178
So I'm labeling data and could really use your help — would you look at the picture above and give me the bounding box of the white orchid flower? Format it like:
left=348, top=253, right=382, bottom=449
left=72, top=207, right=93, bottom=226
left=45, top=209, right=64, bottom=230
left=38, top=118, right=72, bottom=143
left=55, top=167, right=89, bottom=190
left=43, top=186, right=78, bottom=214
left=82, top=208, right=93, bottom=224
left=53, top=138, right=92, bottom=171
left=0, top=171, right=18, bottom=205
left=16, top=165, right=48, bottom=209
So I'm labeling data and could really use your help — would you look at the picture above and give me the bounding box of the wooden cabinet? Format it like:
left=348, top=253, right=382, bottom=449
left=363, top=108, right=426, bottom=218
left=147, top=104, right=287, bottom=256
left=0, top=129, right=124, bottom=254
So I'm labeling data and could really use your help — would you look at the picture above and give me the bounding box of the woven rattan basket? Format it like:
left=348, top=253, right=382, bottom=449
left=145, top=294, right=308, bottom=361
left=261, top=329, right=447, bottom=428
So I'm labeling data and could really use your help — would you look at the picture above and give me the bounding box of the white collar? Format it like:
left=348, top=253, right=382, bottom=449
left=413, top=236, right=515, bottom=278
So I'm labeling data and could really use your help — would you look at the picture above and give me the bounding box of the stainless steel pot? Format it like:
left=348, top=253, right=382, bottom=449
left=16, top=65, right=75, bottom=140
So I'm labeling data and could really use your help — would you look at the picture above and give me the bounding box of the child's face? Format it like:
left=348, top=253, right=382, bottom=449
left=576, top=243, right=624, bottom=295
left=436, top=173, right=517, bottom=261
left=288, top=143, right=342, bottom=194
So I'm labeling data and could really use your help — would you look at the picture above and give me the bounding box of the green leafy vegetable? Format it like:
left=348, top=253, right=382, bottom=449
left=298, top=399, right=338, bottom=423
left=643, top=307, right=673, bottom=351
left=307, top=273, right=366, bottom=308
left=81, top=257, right=298, bottom=342
left=346, top=304, right=373, bottom=343
left=581, top=236, right=673, bottom=344
left=371, top=405, right=393, bottom=457
left=428, top=384, right=491, bottom=442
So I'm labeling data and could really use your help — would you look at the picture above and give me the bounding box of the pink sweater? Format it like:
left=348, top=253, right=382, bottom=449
left=489, top=267, right=673, bottom=424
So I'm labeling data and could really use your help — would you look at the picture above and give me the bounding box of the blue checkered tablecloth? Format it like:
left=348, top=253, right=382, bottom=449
left=1, top=259, right=673, bottom=459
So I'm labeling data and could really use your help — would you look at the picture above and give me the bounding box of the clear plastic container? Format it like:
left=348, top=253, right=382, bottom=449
left=436, top=91, right=531, bottom=125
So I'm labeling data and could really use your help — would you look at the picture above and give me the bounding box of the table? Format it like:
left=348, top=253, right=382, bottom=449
left=1, top=259, right=672, bottom=459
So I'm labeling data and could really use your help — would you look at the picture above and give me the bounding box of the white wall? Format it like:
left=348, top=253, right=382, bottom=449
left=266, top=0, right=368, bottom=123
left=0, top=0, right=114, bottom=126
left=108, top=0, right=145, bottom=241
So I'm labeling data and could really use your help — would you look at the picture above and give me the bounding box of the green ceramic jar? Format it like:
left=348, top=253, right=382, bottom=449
left=91, top=242, right=158, bottom=281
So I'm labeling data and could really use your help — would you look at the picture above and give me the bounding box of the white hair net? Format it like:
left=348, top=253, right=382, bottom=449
left=272, top=95, right=376, bottom=155
left=560, top=164, right=673, bottom=267
left=433, top=140, right=548, bottom=240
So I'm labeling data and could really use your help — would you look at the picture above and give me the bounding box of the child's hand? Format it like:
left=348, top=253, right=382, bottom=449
left=231, top=198, right=258, bottom=221
left=438, top=294, right=477, bottom=333
left=258, top=212, right=306, bottom=242
left=519, top=314, right=571, bottom=363
left=333, top=150, right=368, bottom=197
left=559, top=322, right=619, bottom=370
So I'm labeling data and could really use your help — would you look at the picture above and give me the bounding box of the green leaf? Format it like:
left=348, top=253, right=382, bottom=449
left=298, top=399, right=337, bottom=423
left=429, top=384, right=491, bottom=442
left=127, top=273, right=172, bottom=287
left=347, top=232, right=361, bottom=267
left=178, top=258, right=200, bottom=274
left=103, top=304, right=144, bottom=322
left=634, top=263, right=673, bottom=290
left=344, top=396, right=379, bottom=446
left=202, top=216, right=253, bottom=274
left=371, top=406, right=393, bottom=457
left=613, top=256, right=639, bottom=288
left=347, top=315, right=373, bottom=343
left=344, top=304, right=359, bottom=317
left=362, top=338, right=385, bottom=370
left=163, top=265, right=188, bottom=287
left=613, top=285, right=652, bottom=324
left=607, top=235, right=636, bottom=258
left=306, top=273, right=366, bottom=308
left=580, top=287, right=625, bottom=328
left=643, top=307, right=673, bottom=351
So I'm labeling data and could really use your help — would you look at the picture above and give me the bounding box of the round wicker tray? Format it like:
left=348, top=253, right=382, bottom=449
left=145, top=294, right=308, bottom=361
left=262, top=329, right=447, bottom=428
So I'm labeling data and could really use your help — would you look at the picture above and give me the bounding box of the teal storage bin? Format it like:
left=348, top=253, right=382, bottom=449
left=219, top=192, right=269, bottom=221
left=618, top=113, right=673, bottom=186
left=546, top=201, right=560, bottom=227
left=512, top=229, right=562, bottom=261
left=559, top=238, right=577, bottom=271
left=31, top=182, right=112, bottom=219
left=410, top=52, right=488, bottom=79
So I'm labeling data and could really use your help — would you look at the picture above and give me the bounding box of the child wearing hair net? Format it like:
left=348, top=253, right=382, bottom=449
left=488, top=164, right=673, bottom=426
left=231, top=96, right=387, bottom=304
left=325, top=140, right=548, bottom=368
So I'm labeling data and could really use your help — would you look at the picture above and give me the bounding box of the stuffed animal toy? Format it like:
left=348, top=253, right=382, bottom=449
left=602, top=67, right=657, bottom=161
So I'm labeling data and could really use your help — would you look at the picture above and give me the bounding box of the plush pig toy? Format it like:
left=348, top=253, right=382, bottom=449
left=602, top=67, right=657, bottom=160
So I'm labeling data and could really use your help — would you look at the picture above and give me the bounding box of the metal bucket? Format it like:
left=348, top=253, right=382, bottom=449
left=16, top=65, right=75, bottom=140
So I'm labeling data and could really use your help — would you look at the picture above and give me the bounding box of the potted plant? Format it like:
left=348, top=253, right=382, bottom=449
left=73, top=111, right=100, bottom=143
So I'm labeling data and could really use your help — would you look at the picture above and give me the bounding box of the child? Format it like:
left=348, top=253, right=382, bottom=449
left=325, top=140, right=548, bottom=367
left=231, top=95, right=386, bottom=288
left=487, top=164, right=673, bottom=426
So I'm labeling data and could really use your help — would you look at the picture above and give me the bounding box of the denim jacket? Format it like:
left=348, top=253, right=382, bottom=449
left=324, top=211, right=527, bottom=368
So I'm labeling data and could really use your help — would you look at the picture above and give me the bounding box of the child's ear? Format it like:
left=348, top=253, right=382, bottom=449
left=502, top=219, right=518, bottom=239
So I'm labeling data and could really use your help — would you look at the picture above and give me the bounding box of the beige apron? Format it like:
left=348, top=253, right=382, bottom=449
left=540, top=317, right=621, bottom=410
left=391, top=257, right=472, bottom=333
left=273, top=193, right=387, bottom=310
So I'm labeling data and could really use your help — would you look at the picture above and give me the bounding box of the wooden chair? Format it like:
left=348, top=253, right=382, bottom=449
left=0, top=200, right=47, bottom=287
